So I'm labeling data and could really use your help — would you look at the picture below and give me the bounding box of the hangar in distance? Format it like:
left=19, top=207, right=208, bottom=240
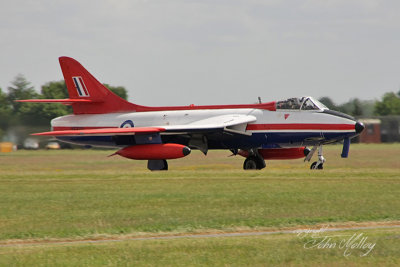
left=18, top=57, right=365, bottom=170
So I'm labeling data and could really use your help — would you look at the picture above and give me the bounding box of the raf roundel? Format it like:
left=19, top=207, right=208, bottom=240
left=120, top=120, right=134, bottom=128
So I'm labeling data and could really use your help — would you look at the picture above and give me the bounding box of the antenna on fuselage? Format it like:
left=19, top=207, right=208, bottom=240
left=258, top=96, right=262, bottom=104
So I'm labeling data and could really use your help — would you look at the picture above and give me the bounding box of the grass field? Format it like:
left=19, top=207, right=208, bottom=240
left=1, top=228, right=399, bottom=266
left=0, top=144, right=399, bottom=266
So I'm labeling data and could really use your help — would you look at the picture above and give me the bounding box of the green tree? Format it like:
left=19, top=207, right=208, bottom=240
left=7, top=74, right=38, bottom=114
left=41, top=80, right=69, bottom=99
left=374, top=92, right=400, bottom=115
left=318, top=97, right=338, bottom=110
left=5, top=75, right=65, bottom=126
left=17, top=81, right=72, bottom=126
left=352, top=98, right=363, bottom=116
left=319, top=96, right=374, bottom=116
left=337, top=98, right=364, bottom=116
left=0, top=87, right=12, bottom=136
left=104, top=84, right=128, bottom=100
left=0, top=87, right=12, bottom=119
left=40, top=81, right=72, bottom=118
left=5, top=77, right=130, bottom=127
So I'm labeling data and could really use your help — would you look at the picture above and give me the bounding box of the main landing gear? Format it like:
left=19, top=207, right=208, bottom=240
left=306, top=145, right=326, bottom=170
left=147, top=159, right=168, bottom=171
left=243, top=150, right=266, bottom=170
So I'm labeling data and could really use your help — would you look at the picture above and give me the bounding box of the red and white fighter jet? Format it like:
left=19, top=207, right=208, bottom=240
left=19, top=57, right=364, bottom=170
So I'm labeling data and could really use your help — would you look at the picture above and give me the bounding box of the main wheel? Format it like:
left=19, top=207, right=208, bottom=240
left=244, top=157, right=257, bottom=170
left=148, top=159, right=168, bottom=171
left=243, top=156, right=265, bottom=170
left=161, top=159, right=168, bottom=170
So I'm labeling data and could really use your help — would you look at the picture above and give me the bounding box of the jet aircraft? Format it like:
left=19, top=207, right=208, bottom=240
left=18, top=57, right=365, bottom=170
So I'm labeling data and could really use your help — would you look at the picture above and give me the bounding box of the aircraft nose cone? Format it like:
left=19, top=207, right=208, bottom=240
left=355, top=121, right=365, bottom=134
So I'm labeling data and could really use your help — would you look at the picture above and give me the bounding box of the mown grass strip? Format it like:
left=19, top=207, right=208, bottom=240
left=0, top=228, right=399, bottom=266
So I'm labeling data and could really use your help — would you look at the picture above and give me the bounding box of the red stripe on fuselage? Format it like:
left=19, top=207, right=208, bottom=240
left=54, top=123, right=355, bottom=132
left=135, top=102, right=277, bottom=112
left=246, top=123, right=355, bottom=131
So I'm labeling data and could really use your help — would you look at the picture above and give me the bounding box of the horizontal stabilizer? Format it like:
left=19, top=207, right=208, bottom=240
left=16, top=99, right=97, bottom=104
left=32, top=127, right=165, bottom=136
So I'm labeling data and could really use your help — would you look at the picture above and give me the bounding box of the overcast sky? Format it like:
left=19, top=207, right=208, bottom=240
left=1, top=0, right=400, bottom=106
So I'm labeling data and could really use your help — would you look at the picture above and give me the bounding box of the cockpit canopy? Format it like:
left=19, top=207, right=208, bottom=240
left=276, top=97, right=328, bottom=111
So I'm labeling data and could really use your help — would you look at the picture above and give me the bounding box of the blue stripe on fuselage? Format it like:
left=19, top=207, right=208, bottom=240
left=56, top=131, right=358, bottom=149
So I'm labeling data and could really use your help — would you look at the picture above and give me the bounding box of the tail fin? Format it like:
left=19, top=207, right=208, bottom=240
left=59, top=56, right=139, bottom=114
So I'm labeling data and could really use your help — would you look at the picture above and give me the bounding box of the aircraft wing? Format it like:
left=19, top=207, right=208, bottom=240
left=32, top=127, right=165, bottom=136
left=161, top=114, right=257, bottom=135
left=32, top=114, right=256, bottom=137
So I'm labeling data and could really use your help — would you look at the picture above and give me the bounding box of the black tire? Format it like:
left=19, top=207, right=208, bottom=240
left=310, top=161, right=323, bottom=170
left=310, top=162, right=317, bottom=169
left=256, top=157, right=266, bottom=169
left=243, top=156, right=265, bottom=170
left=161, top=159, right=168, bottom=170
left=148, top=159, right=168, bottom=171
left=243, top=157, right=257, bottom=170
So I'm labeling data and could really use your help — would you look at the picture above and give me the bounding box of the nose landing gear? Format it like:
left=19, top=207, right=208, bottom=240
left=305, top=145, right=326, bottom=170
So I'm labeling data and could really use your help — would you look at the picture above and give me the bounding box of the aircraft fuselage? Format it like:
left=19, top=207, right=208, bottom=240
left=52, top=107, right=361, bottom=150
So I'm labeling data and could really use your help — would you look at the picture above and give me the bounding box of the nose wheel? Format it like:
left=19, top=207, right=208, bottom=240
left=306, top=145, right=326, bottom=170
left=310, top=161, right=324, bottom=169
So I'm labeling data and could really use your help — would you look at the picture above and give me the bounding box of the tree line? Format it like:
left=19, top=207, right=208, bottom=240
left=0, top=74, right=128, bottom=140
left=319, top=91, right=400, bottom=117
left=1, top=74, right=400, bottom=140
